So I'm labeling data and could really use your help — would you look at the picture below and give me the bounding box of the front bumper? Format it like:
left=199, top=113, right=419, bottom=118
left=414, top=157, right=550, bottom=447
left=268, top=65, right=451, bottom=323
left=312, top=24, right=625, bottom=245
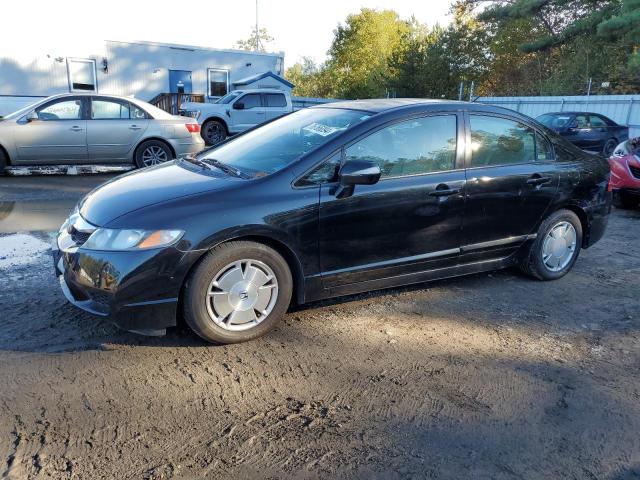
left=53, top=236, right=203, bottom=332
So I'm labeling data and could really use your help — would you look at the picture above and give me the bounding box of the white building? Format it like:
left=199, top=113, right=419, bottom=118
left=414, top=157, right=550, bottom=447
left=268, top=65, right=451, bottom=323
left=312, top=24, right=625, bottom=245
left=0, top=40, right=286, bottom=115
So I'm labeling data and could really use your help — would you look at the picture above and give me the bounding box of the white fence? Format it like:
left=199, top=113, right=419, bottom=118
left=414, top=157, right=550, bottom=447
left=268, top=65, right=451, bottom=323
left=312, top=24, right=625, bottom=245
left=477, top=94, right=640, bottom=137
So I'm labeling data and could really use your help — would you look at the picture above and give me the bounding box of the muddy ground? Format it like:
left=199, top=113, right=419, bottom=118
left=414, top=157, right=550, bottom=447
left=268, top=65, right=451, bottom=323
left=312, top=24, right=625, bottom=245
left=1, top=175, right=639, bottom=479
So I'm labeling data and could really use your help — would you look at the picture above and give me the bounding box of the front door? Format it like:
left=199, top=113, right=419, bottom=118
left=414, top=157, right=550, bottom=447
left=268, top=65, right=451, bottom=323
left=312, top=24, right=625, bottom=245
left=14, top=96, right=88, bottom=163
left=87, top=97, right=149, bottom=161
left=318, top=114, right=465, bottom=288
left=232, top=93, right=266, bottom=132
left=462, top=113, right=559, bottom=253
left=168, top=70, right=192, bottom=94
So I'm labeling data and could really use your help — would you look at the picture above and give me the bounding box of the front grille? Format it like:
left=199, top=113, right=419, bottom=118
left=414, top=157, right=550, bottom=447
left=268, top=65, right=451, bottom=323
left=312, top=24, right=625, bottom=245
left=629, top=164, right=640, bottom=179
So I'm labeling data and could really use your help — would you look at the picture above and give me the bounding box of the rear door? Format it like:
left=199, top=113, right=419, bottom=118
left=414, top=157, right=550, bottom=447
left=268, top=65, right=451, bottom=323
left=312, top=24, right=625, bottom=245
left=264, top=93, right=289, bottom=121
left=13, top=96, right=88, bottom=163
left=462, top=113, right=559, bottom=256
left=87, top=97, right=149, bottom=161
left=231, top=93, right=266, bottom=131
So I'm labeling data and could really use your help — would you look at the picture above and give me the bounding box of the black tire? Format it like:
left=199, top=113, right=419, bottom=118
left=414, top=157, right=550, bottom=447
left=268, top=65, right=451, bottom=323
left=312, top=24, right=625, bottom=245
left=183, top=241, right=293, bottom=344
left=0, top=148, right=7, bottom=176
left=520, top=209, right=582, bottom=281
left=603, top=138, right=617, bottom=157
left=201, top=119, right=227, bottom=146
left=134, top=140, right=173, bottom=169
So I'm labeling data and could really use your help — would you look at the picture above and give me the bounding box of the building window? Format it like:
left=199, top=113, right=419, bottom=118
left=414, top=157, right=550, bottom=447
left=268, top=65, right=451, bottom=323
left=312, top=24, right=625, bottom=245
left=67, top=58, right=97, bottom=92
left=208, top=68, right=229, bottom=97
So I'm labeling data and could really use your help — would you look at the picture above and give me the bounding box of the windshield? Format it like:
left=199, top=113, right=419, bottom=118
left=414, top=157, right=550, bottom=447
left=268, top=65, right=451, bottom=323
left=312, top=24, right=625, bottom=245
left=200, top=107, right=371, bottom=176
left=215, top=92, right=242, bottom=104
left=3, top=99, right=44, bottom=120
left=537, top=113, right=572, bottom=129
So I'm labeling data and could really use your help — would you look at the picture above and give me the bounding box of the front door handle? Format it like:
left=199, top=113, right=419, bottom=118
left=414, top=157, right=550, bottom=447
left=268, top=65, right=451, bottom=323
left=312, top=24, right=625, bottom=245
left=526, top=175, right=551, bottom=186
left=429, top=186, right=461, bottom=197
left=69, top=126, right=84, bottom=132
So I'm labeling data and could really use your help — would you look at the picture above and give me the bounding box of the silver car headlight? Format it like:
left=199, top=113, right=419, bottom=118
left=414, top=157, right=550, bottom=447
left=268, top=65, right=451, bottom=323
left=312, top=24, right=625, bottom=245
left=83, top=228, right=184, bottom=251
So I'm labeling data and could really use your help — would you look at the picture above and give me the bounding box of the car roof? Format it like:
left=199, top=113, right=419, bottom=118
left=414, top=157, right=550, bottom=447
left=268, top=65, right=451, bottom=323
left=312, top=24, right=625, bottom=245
left=541, top=111, right=609, bottom=117
left=313, top=98, right=466, bottom=113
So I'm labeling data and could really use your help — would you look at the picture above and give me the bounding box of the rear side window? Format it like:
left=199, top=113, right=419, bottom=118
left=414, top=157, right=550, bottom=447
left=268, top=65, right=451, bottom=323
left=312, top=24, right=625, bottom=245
left=345, top=115, right=458, bottom=178
left=469, top=115, right=536, bottom=167
left=265, top=94, right=287, bottom=107
left=589, top=115, right=608, bottom=127
left=91, top=99, right=130, bottom=119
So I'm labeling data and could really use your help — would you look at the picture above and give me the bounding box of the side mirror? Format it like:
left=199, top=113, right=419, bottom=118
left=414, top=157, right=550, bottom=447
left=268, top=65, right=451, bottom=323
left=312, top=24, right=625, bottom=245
left=25, top=111, right=39, bottom=122
left=233, top=102, right=245, bottom=110
left=339, top=159, right=381, bottom=186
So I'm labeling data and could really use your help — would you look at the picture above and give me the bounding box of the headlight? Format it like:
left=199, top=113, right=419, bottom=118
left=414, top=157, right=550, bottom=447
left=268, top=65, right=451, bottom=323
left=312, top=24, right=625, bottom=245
left=83, top=229, right=184, bottom=251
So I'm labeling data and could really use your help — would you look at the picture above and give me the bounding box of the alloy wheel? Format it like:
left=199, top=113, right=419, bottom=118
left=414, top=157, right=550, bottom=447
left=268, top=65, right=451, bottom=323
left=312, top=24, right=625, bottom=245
left=206, top=259, right=279, bottom=331
left=204, top=122, right=225, bottom=144
left=541, top=221, right=577, bottom=272
left=141, top=145, right=169, bottom=166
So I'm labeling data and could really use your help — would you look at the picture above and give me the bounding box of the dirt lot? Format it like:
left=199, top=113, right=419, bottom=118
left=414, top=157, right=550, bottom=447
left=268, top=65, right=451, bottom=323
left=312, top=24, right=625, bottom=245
left=1, top=175, right=639, bottom=479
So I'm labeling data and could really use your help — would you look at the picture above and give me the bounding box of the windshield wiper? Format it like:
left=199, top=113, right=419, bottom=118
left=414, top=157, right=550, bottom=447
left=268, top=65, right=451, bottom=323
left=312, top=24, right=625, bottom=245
left=181, top=155, right=215, bottom=171
left=202, top=158, right=250, bottom=179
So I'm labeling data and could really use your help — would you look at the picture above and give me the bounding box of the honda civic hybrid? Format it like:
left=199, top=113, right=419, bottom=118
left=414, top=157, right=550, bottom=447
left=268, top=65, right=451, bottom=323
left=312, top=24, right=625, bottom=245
left=54, top=99, right=611, bottom=344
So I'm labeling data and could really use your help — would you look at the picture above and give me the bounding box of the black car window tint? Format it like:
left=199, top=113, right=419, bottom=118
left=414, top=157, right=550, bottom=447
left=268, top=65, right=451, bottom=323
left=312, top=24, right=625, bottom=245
left=344, top=115, right=457, bottom=178
left=469, top=115, right=535, bottom=167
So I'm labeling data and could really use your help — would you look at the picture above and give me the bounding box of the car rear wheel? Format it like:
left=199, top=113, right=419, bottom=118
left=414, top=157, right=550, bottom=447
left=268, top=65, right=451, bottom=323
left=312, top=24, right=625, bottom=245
left=183, top=241, right=293, bottom=344
left=202, top=120, right=227, bottom=146
left=135, top=140, right=173, bottom=168
left=520, top=209, right=582, bottom=281
left=603, top=138, right=617, bottom=157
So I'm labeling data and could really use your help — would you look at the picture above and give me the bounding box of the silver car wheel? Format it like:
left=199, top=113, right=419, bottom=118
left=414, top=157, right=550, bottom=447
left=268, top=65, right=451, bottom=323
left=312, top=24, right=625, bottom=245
left=141, top=145, right=169, bottom=166
left=206, top=259, right=279, bottom=331
left=541, top=221, right=577, bottom=272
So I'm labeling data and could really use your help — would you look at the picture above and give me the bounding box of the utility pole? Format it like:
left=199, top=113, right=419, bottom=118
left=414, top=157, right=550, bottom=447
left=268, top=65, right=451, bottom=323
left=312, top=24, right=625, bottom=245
left=255, top=0, right=261, bottom=52
left=458, top=81, right=464, bottom=101
left=468, top=81, right=475, bottom=102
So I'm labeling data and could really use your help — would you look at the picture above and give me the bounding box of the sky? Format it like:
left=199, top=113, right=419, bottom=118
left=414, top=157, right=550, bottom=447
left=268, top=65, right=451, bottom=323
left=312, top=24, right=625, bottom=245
left=2, top=0, right=453, bottom=68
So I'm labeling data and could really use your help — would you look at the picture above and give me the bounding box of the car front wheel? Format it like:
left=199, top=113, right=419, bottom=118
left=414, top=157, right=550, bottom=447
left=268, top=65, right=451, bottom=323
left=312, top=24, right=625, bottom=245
left=520, top=209, right=582, bottom=281
left=202, top=120, right=227, bottom=145
left=183, top=241, right=293, bottom=344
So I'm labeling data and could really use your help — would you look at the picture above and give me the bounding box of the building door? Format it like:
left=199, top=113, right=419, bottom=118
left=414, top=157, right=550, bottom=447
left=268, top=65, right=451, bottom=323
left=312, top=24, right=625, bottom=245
left=169, top=70, right=192, bottom=94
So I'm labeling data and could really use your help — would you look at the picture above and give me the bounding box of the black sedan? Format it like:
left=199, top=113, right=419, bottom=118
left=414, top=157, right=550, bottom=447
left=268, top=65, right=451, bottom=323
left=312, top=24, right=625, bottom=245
left=54, top=100, right=611, bottom=344
left=536, top=111, right=629, bottom=156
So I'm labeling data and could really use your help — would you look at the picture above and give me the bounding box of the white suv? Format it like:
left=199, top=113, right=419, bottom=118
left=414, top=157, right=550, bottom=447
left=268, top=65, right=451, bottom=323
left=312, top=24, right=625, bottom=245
left=181, top=89, right=293, bottom=145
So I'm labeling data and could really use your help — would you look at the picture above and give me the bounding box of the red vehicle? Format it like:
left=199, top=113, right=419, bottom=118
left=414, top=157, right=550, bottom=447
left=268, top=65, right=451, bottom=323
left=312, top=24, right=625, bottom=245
left=609, top=137, right=640, bottom=209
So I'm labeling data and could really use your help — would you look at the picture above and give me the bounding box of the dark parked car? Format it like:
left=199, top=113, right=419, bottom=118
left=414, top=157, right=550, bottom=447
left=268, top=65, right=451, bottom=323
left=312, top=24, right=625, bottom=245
left=536, top=112, right=629, bottom=157
left=54, top=100, right=611, bottom=344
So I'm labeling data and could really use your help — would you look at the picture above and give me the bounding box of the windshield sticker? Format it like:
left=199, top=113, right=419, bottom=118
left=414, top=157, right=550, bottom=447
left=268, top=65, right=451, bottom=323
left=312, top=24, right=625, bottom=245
left=303, top=123, right=346, bottom=137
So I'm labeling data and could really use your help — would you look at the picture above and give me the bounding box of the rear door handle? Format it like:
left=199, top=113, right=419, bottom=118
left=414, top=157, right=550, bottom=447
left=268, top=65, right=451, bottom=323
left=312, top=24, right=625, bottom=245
left=526, top=176, right=551, bottom=186
left=69, top=126, right=83, bottom=132
left=429, top=187, right=461, bottom=197
left=129, top=125, right=142, bottom=130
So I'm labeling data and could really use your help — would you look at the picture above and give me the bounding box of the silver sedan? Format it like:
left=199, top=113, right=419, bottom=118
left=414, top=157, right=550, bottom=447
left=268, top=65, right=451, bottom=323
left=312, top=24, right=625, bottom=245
left=0, top=93, right=205, bottom=172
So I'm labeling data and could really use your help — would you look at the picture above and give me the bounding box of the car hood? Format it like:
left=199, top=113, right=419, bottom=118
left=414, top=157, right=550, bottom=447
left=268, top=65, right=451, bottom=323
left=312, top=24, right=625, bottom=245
left=80, top=161, right=239, bottom=226
left=182, top=101, right=226, bottom=112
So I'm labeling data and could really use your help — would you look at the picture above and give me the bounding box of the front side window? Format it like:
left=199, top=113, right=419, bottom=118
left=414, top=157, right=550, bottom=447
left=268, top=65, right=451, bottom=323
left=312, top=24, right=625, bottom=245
left=208, top=69, right=229, bottom=97
left=238, top=94, right=261, bottom=109
left=36, top=99, right=83, bottom=120
left=574, top=114, right=589, bottom=128
left=265, top=93, right=287, bottom=108
left=68, top=59, right=96, bottom=92
left=345, top=115, right=457, bottom=178
left=200, top=107, right=370, bottom=176
left=469, top=115, right=536, bottom=167
left=91, top=99, right=129, bottom=119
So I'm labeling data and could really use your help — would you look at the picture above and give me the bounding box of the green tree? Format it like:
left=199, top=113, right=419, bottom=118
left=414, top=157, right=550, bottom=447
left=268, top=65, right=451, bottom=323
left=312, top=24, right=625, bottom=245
left=325, top=8, right=411, bottom=98
left=235, top=27, right=274, bottom=52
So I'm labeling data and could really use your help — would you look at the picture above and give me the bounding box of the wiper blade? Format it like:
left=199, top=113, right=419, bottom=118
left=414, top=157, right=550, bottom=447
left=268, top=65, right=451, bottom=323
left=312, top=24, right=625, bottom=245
left=203, top=159, right=250, bottom=179
left=181, top=155, right=214, bottom=171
